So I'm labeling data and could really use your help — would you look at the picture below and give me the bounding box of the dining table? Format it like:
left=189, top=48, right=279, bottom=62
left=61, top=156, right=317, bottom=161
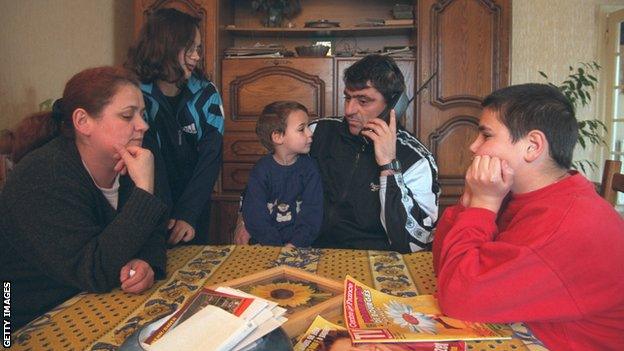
left=11, top=245, right=548, bottom=351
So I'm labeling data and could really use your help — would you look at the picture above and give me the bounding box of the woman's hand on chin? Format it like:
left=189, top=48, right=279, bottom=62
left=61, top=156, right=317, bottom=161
left=114, top=145, right=155, bottom=194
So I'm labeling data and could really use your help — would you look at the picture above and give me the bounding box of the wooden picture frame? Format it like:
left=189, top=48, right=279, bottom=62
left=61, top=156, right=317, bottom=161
left=212, top=265, right=343, bottom=338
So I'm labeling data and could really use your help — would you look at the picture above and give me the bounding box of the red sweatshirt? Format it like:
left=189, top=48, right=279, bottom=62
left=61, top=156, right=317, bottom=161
left=433, top=172, right=624, bottom=350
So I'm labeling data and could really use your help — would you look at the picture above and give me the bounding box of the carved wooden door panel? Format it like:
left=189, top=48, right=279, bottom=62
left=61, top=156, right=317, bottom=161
left=221, top=58, right=334, bottom=192
left=416, top=0, right=510, bottom=209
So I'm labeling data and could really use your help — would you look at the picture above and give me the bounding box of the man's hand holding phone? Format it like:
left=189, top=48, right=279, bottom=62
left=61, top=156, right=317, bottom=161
left=361, top=109, right=397, bottom=168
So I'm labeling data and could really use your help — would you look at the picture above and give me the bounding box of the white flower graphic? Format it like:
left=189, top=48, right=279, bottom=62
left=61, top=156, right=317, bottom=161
left=384, top=300, right=437, bottom=334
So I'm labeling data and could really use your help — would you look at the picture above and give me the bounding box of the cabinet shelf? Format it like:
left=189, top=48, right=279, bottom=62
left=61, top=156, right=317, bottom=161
left=222, top=25, right=414, bottom=37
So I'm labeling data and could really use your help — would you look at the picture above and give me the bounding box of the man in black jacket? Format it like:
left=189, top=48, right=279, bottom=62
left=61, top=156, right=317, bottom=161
left=236, top=55, right=439, bottom=253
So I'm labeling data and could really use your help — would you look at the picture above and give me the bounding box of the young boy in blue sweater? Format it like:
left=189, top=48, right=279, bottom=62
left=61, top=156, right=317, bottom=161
left=242, top=101, right=323, bottom=247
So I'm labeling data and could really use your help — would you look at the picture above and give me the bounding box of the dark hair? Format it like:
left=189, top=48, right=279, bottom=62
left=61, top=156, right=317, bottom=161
left=11, top=66, right=140, bottom=163
left=319, top=330, right=351, bottom=351
left=256, top=101, right=308, bottom=152
left=125, top=8, right=205, bottom=83
left=482, top=83, right=578, bottom=169
left=343, top=54, right=405, bottom=103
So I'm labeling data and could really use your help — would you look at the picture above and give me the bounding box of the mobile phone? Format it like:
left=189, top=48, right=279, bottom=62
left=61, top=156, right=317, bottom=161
left=375, top=71, right=436, bottom=124
left=378, top=90, right=410, bottom=123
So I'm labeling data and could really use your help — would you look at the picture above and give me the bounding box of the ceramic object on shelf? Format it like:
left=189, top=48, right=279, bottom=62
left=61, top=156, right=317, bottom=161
left=304, top=19, right=340, bottom=28
left=295, top=45, right=329, bottom=57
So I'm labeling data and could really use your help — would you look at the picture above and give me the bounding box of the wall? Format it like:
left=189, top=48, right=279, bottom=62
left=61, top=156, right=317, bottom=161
left=512, top=0, right=624, bottom=180
left=0, top=0, right=134, bottom=130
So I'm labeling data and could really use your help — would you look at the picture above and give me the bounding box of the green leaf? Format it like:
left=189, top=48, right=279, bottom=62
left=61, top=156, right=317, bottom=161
left=572, top=160, right=597, bottom=175
left=539, top=63, right=605, bottom=152
left=579, top=76, right=589, bottom=85
left=598, top=120, right=608, bottom=130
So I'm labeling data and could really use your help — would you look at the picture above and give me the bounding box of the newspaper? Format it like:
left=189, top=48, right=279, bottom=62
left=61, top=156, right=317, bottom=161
left=215, top=286, right=288, bottom=351
left=143, top=286, right=288, bottom=350
left=147, top=305, right=256, bottom=351
left=144, top=288, right=256, bottom=344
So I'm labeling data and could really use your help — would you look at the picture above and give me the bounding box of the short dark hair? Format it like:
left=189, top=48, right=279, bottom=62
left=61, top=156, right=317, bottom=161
left=125, top=8, right=205, bottom=83
left=256, top=101, right=308, bottom=152
left=482, top=83, right=578, bottom=169
left=343, top=54, right=405, bottom=103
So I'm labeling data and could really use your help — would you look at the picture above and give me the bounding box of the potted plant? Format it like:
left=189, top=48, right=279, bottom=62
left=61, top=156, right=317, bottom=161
left=539, top=62, right=606, bottom=174
left=251, top=0, right=301, bottom=27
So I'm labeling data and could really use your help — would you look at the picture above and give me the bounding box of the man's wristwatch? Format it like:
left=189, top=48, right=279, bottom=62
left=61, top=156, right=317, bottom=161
left=380, top=159, right=402, bottom=172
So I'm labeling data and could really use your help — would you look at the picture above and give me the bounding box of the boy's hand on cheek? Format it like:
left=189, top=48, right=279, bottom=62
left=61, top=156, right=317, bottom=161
left=466, top=155, right=514, bottom=213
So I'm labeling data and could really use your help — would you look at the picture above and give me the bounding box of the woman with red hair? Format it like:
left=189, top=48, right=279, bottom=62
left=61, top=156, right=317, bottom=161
left=0, top=66, right=168, bottom=329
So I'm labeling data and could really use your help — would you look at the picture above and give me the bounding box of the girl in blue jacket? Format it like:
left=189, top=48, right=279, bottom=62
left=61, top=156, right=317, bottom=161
left=126, top=8, right=224, bottom=245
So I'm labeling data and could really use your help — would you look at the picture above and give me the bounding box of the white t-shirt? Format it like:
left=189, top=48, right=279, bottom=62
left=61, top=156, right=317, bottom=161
left=82, top=160, right=120, bottom=209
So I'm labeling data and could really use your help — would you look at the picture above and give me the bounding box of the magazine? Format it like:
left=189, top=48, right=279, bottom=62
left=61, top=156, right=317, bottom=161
left=295, top=315, right=466, bottom=351
left=144, top=288, right=255, bottom=344
left=343, top=276, right=512, bottom=343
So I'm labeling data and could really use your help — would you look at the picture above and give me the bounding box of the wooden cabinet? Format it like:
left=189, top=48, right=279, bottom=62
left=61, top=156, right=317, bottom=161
left=133, top=0, right=511, bottom=244
left=222, top=58, right=334, bottom=127
left=415, top=0, right=511, bottom=209
left=218, top=0, right=510, bottom=215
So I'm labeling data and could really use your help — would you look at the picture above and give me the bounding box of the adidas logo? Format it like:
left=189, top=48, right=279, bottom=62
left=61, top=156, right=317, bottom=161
left=181, top=123, right=197, bottom=134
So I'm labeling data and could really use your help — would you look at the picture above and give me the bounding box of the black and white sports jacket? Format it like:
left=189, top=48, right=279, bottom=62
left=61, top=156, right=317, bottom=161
left=309, top=117, right=439, bottom=253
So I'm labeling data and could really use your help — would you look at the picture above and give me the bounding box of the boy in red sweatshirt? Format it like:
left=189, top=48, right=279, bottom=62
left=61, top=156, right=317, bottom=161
left=433, top=83, right=624, bottom=350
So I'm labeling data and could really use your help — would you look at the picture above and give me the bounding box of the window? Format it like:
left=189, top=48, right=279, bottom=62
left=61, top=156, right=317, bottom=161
left=604, top=9, right=624, bottom=207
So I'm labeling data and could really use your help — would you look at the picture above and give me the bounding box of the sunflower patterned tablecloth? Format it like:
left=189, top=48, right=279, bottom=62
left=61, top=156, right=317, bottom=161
left=12, top=246, right=545, bottom=351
